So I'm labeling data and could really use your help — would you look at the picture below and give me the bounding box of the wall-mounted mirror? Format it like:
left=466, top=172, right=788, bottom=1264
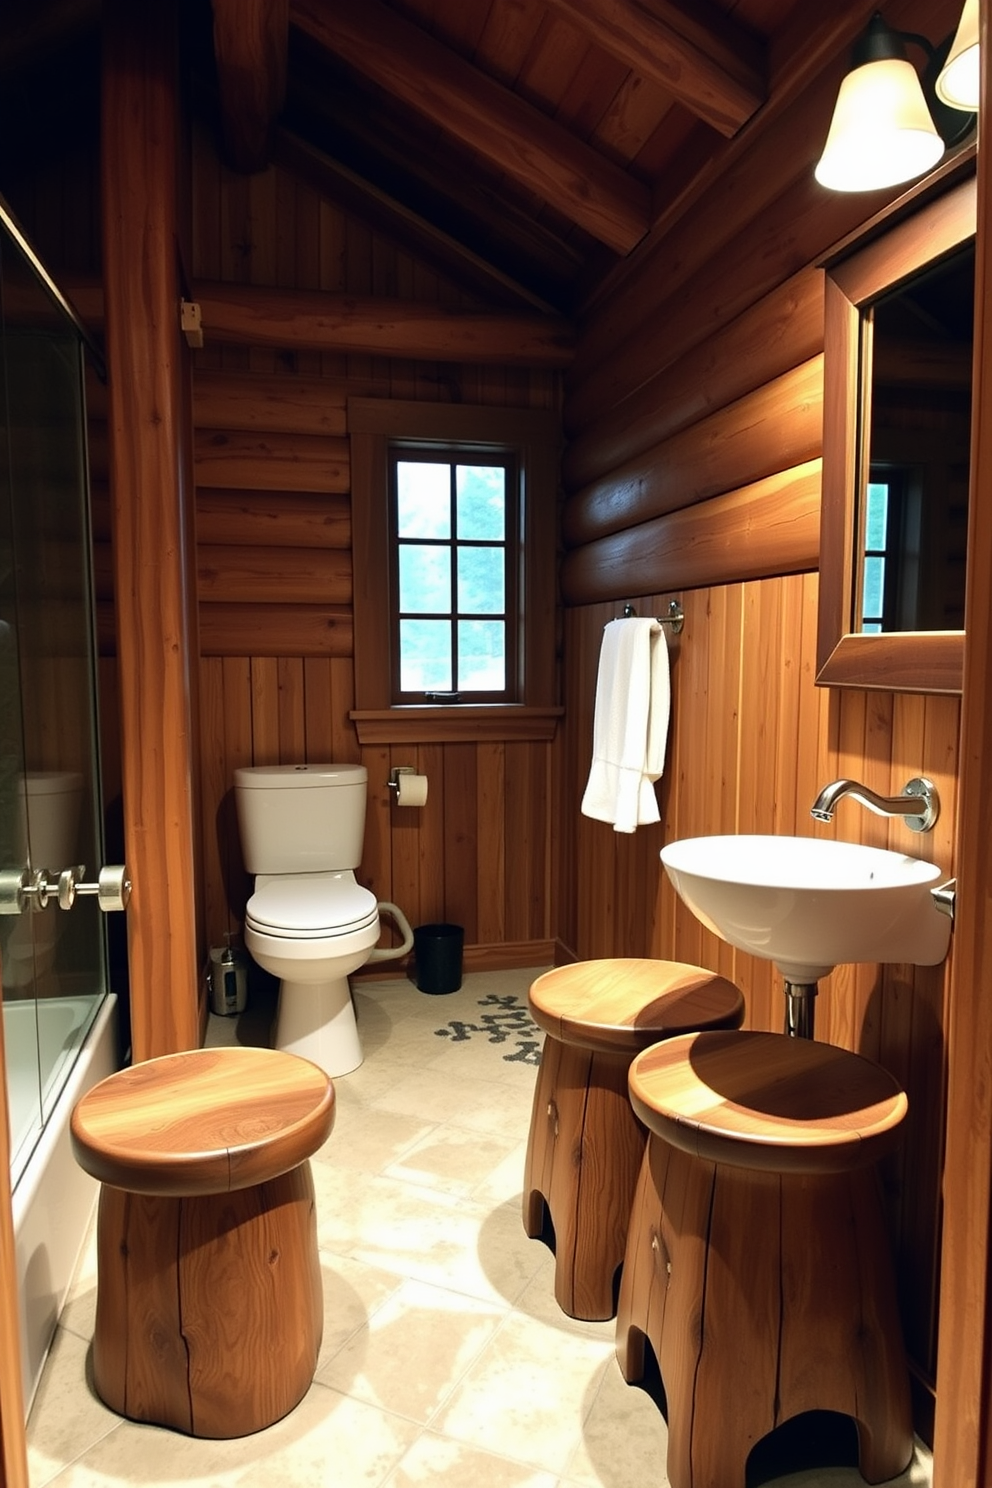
left=817, top=170, right=976, bottom=693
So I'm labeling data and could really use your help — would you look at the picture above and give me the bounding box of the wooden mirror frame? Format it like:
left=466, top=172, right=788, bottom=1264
left=816, top=172, right=976, bottom=694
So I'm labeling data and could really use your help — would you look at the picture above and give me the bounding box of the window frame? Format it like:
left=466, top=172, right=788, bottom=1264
left=348, top=398, right=562, bottom=744
left=389, top=446, right=519, bottom=704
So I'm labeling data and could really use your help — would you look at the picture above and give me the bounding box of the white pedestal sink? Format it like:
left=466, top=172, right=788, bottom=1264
left=660, top=835, right=951, bottom=1036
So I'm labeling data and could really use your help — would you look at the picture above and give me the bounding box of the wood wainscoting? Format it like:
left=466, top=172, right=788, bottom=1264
left=556, top=579, right=959, bottom=1434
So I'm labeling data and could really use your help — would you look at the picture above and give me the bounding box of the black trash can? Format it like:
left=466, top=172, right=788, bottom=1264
left=413, top=922, right=464, bottom=994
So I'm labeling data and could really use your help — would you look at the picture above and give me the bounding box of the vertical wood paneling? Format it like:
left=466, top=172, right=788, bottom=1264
left=250, top=658, right=280, bottom=763
left=476, top=741, right=506, bottom=944
left=442, top=744, right=479, bottom=943
left=417, top=742, right=446, bottom=925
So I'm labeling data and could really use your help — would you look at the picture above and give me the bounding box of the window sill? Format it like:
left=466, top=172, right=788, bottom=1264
left=350, top=705, right=563, bottom=744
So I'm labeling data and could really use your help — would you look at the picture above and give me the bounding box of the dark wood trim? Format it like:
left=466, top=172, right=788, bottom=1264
left=352, top=938, right=558, bottom=981
left=816, top=632, right=964, bottom=695
left=559, top=462, right=820, bottom=605
left=815, top=175, right=975, bottom=694
left=350, top=706, right=563, bottom=744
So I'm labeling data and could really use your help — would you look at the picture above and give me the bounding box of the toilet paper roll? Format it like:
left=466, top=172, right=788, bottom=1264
left=395, top=772, right=429, bottom=807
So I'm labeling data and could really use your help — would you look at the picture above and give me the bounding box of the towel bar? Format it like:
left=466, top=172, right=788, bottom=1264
left=621, top=600, right=684, bottom=636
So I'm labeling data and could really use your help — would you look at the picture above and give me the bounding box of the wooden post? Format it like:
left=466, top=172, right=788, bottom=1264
left=101, top=0, right=201, bottom=1059
left=933, top=2, right=992, bottom=1482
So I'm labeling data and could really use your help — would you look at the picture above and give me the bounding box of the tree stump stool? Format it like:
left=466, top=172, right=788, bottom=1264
left=70, top=1046, right=335, bottom=1439
left=617, top=1030, right=914, bottom=1488
left=522, top=958, right=744, bottom=1321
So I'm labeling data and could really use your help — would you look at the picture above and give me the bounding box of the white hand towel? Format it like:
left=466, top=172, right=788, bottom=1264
left=580, top=617, right=671, bottom=833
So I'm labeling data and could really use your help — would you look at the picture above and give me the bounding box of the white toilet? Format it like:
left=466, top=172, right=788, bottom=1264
left=234, top=762, right=382, bottom=1077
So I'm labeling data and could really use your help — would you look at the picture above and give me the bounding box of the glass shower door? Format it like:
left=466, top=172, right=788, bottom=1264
left=0, top=210, right=107, bottom=1187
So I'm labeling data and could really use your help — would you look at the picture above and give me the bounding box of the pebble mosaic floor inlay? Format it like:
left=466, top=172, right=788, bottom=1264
left=434, top=992, right=543, bottom=1065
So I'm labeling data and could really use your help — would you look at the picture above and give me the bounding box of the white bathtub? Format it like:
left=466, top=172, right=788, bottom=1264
left=8, top=992, right=118, bottom=1409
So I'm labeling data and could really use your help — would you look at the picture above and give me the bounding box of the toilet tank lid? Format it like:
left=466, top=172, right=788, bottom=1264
left=234, top=763, right=367, bottom=789
left=18, top=770, right=84, bottom=796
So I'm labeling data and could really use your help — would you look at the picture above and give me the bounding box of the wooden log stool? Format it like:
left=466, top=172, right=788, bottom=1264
left=522, top=958, right=744, bottom=1321
left=617, top=1030, right=914, bottom=1488
left=70, top=1045, right=335, bottom=1439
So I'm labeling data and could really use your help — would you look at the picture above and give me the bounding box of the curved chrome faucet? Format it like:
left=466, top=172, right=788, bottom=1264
left=810, top=776, right=939, bottom=833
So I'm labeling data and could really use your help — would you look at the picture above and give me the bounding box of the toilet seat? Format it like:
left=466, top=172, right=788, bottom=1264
left=246, top=873, right=379, bottom=940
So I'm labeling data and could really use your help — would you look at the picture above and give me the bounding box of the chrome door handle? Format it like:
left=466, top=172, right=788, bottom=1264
left=0, top=864, right=131, bottom=914
left=58, top=864, right=132, bottom=912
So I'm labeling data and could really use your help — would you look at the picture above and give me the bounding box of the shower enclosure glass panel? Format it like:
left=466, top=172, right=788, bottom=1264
left=0, top=212, right=106, bottom=1188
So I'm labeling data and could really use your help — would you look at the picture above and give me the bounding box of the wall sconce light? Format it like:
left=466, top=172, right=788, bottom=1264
left=936, top=0, right=979, bottom=110
left=815, top=10, right=976, bottom=193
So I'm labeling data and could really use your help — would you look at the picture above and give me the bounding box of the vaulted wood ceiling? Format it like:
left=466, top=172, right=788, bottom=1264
left=0, top=0, right=881, bottom=313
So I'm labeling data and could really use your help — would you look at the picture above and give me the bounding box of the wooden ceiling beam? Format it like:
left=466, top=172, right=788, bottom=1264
left=211, top=0, right=289, bottom=172
left=192, top=281, right=575, bottom=364
left=289, top=0, right=651, bottom=255
left=58, top=274, right=575, bottom=366
left=543, top=0, right=766, bottom=137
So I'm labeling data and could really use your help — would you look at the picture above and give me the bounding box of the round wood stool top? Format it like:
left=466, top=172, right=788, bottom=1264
left=528, top=959, right=744, bottom=1054
left=629, top=1030, right=907, bottom=1174
left=71, top=1046, right=335, bottom=1197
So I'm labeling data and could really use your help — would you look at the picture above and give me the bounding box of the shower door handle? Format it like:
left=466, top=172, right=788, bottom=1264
left=0, top=864, right=131, bottom=914
left=56, top=864, right=132, bottom=912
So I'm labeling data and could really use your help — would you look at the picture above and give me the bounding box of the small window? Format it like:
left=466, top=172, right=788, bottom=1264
left=390, top=451, right=518, bottom=702
left=348, top=398, right=560, bottom=744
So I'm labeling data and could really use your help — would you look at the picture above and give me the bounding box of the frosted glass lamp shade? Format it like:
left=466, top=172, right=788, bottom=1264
left=815, top=57, right=945, bottom=191
left=936, top=0, right=980, bottom=110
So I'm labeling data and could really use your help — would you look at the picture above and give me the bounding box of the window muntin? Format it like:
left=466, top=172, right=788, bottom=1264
left=389, top=450, right=518, bottom=703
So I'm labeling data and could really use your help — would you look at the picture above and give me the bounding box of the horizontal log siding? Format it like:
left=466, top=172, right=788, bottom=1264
left=561, top=357, right=823, bottom=548
left=557, top=585, right=958, bottom=1423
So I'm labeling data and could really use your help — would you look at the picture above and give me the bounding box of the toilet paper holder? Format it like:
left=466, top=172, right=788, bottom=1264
left=388, top=766, right=429, bottom=806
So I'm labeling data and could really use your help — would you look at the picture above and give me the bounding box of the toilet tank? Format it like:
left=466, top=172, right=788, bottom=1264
left=234, top=763, right=368, bottom=874
left=17, top=771, right=84, bottom=868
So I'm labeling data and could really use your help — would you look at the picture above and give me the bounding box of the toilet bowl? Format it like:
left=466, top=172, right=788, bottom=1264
left=234, top=762, right=411, bottom=1078
left=243, top=869, right=380, bottom=1076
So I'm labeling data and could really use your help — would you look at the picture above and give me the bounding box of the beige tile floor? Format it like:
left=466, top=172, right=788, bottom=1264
left=28, top=968, right=935, bottom=1488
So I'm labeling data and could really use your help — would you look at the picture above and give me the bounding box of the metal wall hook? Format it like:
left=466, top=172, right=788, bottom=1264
left=622, top=599, right=684, bottom=636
